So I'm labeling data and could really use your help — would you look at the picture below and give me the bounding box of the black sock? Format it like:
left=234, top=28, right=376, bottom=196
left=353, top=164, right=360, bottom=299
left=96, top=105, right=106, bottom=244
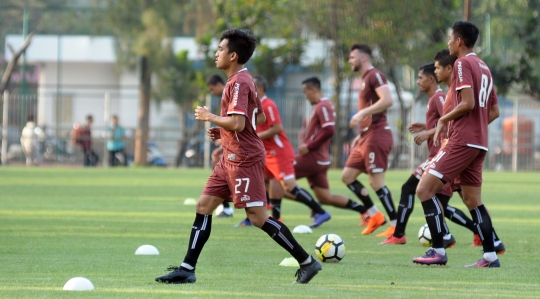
left=345, top=199, right=367, bottom=214
left=421, top=197, right=447, bottom=248
left=222, top=201, right=230, bottom=209
left=261, top=217, right=309, bottom=264
left=291, top=186, right=325, bottom=214
left=470, top=204, right=495, bottom=252
left=347, top=180, right=374, bottom=209
left=376, top=186, right=397, bottom=221
left=443, top=203, right=476, bottom=233
left=394, top=176, right=419, bottom=237
left=492, top=227, right=500, bottom=242
left=182, top=213, right=212, bottom=271
left=270, top=199, right=281, bottom=219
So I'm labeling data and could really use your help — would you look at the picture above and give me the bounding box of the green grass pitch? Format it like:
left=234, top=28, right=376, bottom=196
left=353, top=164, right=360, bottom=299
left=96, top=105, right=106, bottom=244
left=1, top=167, right=539, bottom=298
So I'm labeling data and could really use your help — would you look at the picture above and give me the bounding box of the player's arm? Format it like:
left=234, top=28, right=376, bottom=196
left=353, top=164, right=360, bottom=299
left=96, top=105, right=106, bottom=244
left=258, top=123, right=283, bottom=140
left=256, top=112, right=266, bottom=125
left=306, top=125, right=334, bottom=151
left=489, top=104, right=499, bottom=124
left=350, top=86, right=393, bottom=126
left=414, top=127, right=436, bottom=145
left=195, top=106, right=246, bottom=132
left=433, top=88, right=474, bottom=146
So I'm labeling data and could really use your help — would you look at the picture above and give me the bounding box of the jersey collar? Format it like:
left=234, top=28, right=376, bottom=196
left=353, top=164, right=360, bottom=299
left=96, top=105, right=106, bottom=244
left=466, top=53, right=477, bottom=57
left=260, top=95, right=268, bottom=102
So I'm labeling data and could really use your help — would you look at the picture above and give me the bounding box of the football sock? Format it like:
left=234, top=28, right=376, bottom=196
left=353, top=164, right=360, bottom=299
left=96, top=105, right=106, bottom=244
left=421, top=197, right=446, bottom=249
left=445, top=205, right=476, bottom=232
left=367, top=205, right=379, bottom=216
left=181, top=213, right=212, bottom=271
left=492, top=227, right=501, bottom=242
left=291, top=186, right=325, bottom=214
left=470, top=204, right=495, bottom=253
left=222, top=201, right=233, bottom=215
left=300, top=256, right=312, bottom=266
left=347, top=180, right=375, bottom=209
left=261, top=217, right=310, bottom=264
left=345, top=199, right=367, bottom=214
left=433, top=248, right=446, bottom=255
left=270, top=199, right=281, bottom=219
left=394, top=176, right=419, bottom=237
left=376, top=186, right=397, bottom=222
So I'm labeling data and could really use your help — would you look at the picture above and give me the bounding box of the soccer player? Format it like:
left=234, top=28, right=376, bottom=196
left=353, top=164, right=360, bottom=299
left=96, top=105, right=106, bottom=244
left=155, top=29, right=321, bottom=284
left=380, top=61, right=476, bottom=246
left=342, top=43, right=397, bottom=236
left=290, top=77, right=369, bottom=220
left=413, top=21, right=501, bottom=267
left=206, top=74, right=233, bottom=218
left=236, top=75, right=331, bottom=228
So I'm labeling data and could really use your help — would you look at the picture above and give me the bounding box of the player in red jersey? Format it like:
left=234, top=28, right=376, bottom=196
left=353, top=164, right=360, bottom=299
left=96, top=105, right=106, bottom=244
left=413, top=21, right=502, bottom=267
left=236, top=75, right=331, bottom=228
left=155, top=29, right=321, bottom=284
left=380, top=61, right=476, bottom=246
left=206, top=74, right=233, bottom=218
left=342, top=44, right=397, bottom=236
left=289, top=77, right=370, bottom=220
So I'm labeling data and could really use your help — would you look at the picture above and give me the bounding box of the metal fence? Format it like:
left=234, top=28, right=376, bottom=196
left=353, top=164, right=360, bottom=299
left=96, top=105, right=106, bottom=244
left=2, top=90, right=540, bottom=171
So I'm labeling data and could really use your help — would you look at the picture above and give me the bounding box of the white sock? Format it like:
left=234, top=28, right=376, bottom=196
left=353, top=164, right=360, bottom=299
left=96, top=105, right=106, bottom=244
left=433, top=248, right=445, bottom=255
left=223, top=207, right=233, bottom=215
left=494, top=240, right=501, bottom=246
left=443, top=233, right=452, bottom=240
left=367, top=206, right=379, bottom=216
left=300, top=256, right=312, bottom=265
left=180, top=262, right=194, bottom=270
left=390, top=220, right=397, bottom=226
left=483, top=252, right=497, bottom=262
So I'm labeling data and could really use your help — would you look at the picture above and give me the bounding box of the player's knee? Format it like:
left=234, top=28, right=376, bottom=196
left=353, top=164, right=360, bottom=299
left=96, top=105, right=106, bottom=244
left=415, top=184, right=433, bottom=201
left=341, top=172, right=354, bottom=184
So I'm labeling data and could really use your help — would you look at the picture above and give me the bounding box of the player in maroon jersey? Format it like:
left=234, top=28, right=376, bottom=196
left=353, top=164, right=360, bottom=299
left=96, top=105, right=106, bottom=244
left=289, top=77, right=370, bottom=221
left=155, top=29, right=321, bottom=284
left=235, top=75, right=332, bottom=228
left=380, top=62, right=476, bottom=246
left=413, top=21, right=502, bottom=267
left=342, top=43, right=397, bottom=236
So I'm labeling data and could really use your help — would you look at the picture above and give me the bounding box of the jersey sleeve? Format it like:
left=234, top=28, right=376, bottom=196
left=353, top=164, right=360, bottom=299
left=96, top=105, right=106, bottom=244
left=227, top=81, right=250, bottom=115
left=455, top=59, right=473, bottom=91
left=371, top=71, right=388, bottom=91
left=434, top=94, right=445, bottom=117
left=264, top=101, right=282, bottom=127
left=489, top=84, right=499, bottom=106
left=317, top=102, right=335, bottom=128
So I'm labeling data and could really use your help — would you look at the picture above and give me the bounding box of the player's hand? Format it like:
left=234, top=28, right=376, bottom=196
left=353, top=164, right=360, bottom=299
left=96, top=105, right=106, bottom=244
left=408, top=122, right=426, bottom=133
left=349, top=111, right=365, bottom=128
left=433, top=120, right=446, bottom=147
left=414, top=132, right=429, bottom=145
left=195, top=106, right=212, bottom=121
left=207, top=127, right=221, bottom=141
left=298, top=143, right=309, bottom=155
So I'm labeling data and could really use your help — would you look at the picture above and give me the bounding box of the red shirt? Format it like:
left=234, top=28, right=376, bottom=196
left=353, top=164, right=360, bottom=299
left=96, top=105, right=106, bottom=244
left=220, top=68, right=265, bottom=166
left=426, top=89, right=446, bottom=157
left=256, top=96, right=295, bottom=158
left=358, top=67, right=389, bottom=132
left=302, top=98, right=335, bottom=164
left=449, top=53, right=498, bottom=151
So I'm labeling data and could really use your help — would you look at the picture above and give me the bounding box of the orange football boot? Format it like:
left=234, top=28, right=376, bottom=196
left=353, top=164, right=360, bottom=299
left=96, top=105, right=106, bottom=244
left=361, top=211, right=386, bottom=235
left=376, top=225, right=396, bottom=237
left=359, top=212, right=370, bottom=226
left=379, top=235, right=406, bottom=245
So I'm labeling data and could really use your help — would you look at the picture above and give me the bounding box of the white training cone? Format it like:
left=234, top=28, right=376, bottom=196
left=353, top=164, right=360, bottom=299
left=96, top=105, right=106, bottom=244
left=184, top=198, right=197, bottom=205
left=135, top=245, right=159, bottom=255
left=63, top=277, right=94, bottom=291
left=279, top=257, right=299, bottom=267
left=292, top=225, right=313, bottom=234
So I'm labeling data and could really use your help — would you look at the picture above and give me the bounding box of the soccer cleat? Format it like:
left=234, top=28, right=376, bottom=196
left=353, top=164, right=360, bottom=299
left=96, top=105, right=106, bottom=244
left=443, top=234, right=456, bottom=249
left=472, top=234, right=482, bottom=246
left=481, top=242, right=506, bottom=255
left=464, top=258, right=500, bottom=268
left=293, top=258, right=322, bottom=284
left=413, top=248, right=448, bottom=266
left=235, top=218, right=253, bottom=227
left=215, top=211, right=233, bottom=218
left=359, top=213, right=370, bottom=226
left=375, top=225, right=396, bottom=237
left=310, top=211, right=331, bottom=228
left=155, top=266, right=196, bottom=284
left=379, top=235, right=406, bottom=245
left=361, top=211, right=386, bottom=235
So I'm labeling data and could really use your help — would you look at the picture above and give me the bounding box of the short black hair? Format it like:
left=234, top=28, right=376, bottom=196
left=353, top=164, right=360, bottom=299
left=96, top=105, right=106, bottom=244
left=86, top=115, right=93, bottom=121
left=220, top=29, right=258, bottom=65
left=206, top=74, right=224, bottom=86
left=433, top=49, right=458, bottom=68
left=27, top=115, right=35, bottom=122
left=253, top=75, right=268, bottom=92
left=302, top=77, right=321, bottom=90
left=451, top=20, right=479, bottom=48
left=350, top=43, right=372, bottom=57
left=419, top=63, right=437, bottom=80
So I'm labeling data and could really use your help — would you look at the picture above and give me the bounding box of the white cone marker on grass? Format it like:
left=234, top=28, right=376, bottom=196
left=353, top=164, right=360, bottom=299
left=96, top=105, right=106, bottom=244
left=135, top=244, right=159, bottom=255
left=63, top=277, right=94, bottom=291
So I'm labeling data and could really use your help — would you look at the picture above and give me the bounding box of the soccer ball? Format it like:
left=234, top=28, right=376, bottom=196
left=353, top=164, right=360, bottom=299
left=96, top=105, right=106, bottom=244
left=418, top=224, right=432, bottom=247
left=314, top=234, right=345, bottom=263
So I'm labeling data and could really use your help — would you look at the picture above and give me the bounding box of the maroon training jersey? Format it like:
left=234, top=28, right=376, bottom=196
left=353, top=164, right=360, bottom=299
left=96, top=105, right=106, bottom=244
left=303, top=98, right=335, bottom=164
left=220, top=68, right=265, bottom=166
left=449, top=53, right=498, bottom=151
left=256, top=96, right=294, bottom=158
left=358, top=67, right=389, bottom=132
left=426, top=89, right=446, bottom=157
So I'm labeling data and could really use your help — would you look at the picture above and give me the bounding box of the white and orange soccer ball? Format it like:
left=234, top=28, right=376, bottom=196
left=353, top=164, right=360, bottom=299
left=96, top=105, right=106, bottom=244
left=418, top=224, right=432, bottom=247
left=314, top=234, right=345, bottom=263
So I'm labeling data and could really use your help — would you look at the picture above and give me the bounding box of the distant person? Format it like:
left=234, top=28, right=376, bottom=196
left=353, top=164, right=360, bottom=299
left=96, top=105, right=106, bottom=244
left=74, top=115, right=99, bottom=167
left=20, top=115, right=44, bottom=166
left=106, top=115, right=127, bottom=166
